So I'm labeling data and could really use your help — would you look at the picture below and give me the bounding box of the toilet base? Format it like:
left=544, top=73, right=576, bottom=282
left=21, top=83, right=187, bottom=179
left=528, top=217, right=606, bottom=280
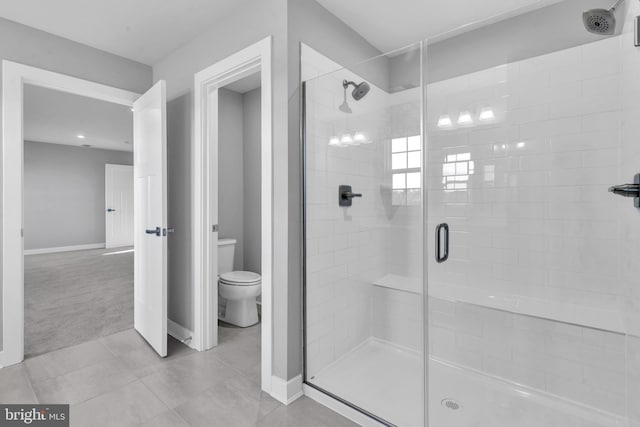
left=220, top=298, right=259, bottom=327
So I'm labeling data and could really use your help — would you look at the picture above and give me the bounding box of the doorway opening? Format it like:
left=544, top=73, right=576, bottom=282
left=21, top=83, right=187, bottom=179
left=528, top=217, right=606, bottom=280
left=216, top=71, right=263, bottom=377
left=22, top=85, right=135, bottom=357
left=1, top=61, right=173, bottom=367
left=192, top=36, right=274, bottom=397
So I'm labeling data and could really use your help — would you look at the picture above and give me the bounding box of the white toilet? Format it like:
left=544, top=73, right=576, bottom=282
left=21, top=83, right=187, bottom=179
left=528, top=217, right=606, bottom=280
left=218, top=238, right=261, bottom=327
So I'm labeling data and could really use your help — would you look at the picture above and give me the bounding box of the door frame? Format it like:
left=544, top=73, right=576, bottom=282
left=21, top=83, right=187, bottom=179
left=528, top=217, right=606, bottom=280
left=0, top=60, right=139, bottom=367
left=192, top=37, right=273, bottom=393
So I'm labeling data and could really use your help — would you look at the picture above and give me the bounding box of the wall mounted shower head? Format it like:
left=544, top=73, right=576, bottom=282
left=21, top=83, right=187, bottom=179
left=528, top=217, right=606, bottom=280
left=343, top=80, right=370, bottom=101
left=583, top=0, right=625, bottom=35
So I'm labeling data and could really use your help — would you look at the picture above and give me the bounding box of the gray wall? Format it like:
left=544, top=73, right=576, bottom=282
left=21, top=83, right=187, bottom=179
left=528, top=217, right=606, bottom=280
left=427, top=0, right=618, bottom=83
left=152, top=0, right=290, bottom=377
left=0, top=18, right=152, bottom=351
left=243, top=88, right=262, bottom=274
left=218, top=87, right=263, bottom=274
left=24, top=142, right=133, bottom=250
left=154, top=0, right=387, bottom=381
left=167, top=94, right=193, bottom=332
left=218, top=88, right=245, bottom=271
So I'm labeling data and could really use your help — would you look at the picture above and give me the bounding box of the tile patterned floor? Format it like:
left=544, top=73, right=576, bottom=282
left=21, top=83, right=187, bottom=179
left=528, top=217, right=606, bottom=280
left=0, top=324, right=357, bottom=427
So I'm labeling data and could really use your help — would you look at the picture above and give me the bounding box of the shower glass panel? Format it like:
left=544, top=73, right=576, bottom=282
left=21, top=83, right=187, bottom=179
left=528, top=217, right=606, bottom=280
left=427, top=1, right=637, bottom=426
left=303, top=43, right=424, bottom=426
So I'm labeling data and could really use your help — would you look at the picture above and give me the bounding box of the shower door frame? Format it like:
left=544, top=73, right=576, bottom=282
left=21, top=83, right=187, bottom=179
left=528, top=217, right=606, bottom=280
left=300, top=41, right=430, bottom=426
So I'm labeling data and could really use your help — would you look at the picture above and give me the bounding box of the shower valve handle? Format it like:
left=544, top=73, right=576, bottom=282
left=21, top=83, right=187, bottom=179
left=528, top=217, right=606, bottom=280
left=338, top=185, right=362, bottom=207
left=342, top=191, right=362, bottom=199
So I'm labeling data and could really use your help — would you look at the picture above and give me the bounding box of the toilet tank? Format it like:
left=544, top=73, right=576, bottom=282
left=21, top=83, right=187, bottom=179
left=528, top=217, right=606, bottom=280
left=218, top=238, right=236, bottom=275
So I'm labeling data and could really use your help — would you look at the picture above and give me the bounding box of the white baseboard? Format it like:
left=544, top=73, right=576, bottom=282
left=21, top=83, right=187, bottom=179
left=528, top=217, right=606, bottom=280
left=24, top=243, right=105, bottom=255
left=303, top=384, right=385, bottom=426
left=271, top=374, right=303, bottom=405
left=168, top=319, right=197, bottom=350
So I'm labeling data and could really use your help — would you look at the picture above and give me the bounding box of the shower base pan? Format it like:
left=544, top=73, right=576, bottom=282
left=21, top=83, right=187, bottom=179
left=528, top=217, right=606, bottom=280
left=309, top=339, right=624, bottom=427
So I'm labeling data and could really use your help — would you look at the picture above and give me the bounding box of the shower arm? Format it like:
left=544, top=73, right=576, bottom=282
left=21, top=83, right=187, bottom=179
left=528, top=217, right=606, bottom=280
left=343, top=80, right=356, bottom=90
left=610, top=0, right=625, bottom=11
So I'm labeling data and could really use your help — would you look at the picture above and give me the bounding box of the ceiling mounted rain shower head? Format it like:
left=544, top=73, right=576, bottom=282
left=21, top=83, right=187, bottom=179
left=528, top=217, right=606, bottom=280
left=583, top=0, right=625, bottom=35
left=343, top=80, right=370, bottom=101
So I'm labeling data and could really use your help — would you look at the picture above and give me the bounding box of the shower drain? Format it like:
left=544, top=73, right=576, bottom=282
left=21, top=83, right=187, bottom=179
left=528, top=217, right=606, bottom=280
left=441, top=398, right=462, bottom=411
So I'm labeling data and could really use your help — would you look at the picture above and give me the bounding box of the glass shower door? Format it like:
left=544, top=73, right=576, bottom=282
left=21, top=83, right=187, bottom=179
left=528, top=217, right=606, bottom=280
left=426, top=1, right=637, bottom=425
left=303, top=44, right=424, bottom=426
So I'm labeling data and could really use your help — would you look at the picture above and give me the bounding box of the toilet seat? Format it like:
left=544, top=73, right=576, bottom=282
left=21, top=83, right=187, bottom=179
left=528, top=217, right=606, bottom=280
left=220, top=271, right=261, bottom=286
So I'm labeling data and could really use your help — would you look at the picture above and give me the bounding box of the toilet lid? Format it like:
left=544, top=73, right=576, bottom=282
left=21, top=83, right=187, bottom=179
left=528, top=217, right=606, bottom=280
left=220, top=271, right=261, bottom=285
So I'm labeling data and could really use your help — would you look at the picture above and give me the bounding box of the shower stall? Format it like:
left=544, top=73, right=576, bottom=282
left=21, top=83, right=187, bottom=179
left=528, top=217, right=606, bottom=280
left=302, top=1, right=640, bottom=426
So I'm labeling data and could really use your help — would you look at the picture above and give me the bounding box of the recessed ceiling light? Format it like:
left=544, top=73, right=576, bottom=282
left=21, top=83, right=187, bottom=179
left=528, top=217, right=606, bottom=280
left=77, top=134, right=85, bottom=139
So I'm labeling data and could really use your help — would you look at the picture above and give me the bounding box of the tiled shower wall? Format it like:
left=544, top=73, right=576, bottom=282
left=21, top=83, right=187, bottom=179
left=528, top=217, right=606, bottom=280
left=305, top=61, right=423, bottom=375
left=427, top=29, right=640, bottom=415
left=305, top=71, right=389, bottom=377
left=427, top=36, right=624, bottom=310
left=430, top=298, right=626, bottom=414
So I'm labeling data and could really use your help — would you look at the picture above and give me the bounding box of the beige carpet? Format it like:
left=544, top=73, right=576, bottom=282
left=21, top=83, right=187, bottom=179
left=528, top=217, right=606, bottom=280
left=24, top=247, right=133, bottom=357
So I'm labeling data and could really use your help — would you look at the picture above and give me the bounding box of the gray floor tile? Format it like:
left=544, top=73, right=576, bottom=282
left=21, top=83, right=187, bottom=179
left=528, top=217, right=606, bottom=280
left=257, top=396, right=359, bottom=427
left=70, top=381, right=168, bottom=427
left=3, top=314, right=358, bottom=427
left=139, top=350, right=239, bottom=408
left=31, top=357, right=137, bottom=405
left=137, top=409, right=189, bottom=427
left=25, top=339, right=114, bottom=383
left=174, top=374, right=281, bottom=427
left=0, top=364, right=37, bottom=404
left=213, top=324, right=262, bottom=384
left=101, top=329, right=194, bottom=378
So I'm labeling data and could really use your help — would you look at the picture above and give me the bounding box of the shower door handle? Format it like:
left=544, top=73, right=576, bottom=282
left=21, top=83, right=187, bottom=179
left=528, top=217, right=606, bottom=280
left=435, top=223, right=449, bottom=263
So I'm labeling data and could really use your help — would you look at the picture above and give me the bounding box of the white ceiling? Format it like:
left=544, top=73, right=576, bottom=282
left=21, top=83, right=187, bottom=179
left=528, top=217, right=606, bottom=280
left=0, top=0, right=250, bottom=65
left=24, top=85, right=133, bottom=152
left=317, top=0, right=564, bottom=52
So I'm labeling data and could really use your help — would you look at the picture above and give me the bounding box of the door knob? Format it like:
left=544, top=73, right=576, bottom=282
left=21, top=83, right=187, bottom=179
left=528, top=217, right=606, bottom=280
left=107, top=208, right=116, bottom=212
left=145, top=227, right=161, bottom=236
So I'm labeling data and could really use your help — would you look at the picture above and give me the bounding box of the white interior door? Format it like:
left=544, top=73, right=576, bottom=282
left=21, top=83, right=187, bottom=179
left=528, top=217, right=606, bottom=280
left=105, top=164, right=134, bottom=248
left=133, top=81, right=167, bottom=357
